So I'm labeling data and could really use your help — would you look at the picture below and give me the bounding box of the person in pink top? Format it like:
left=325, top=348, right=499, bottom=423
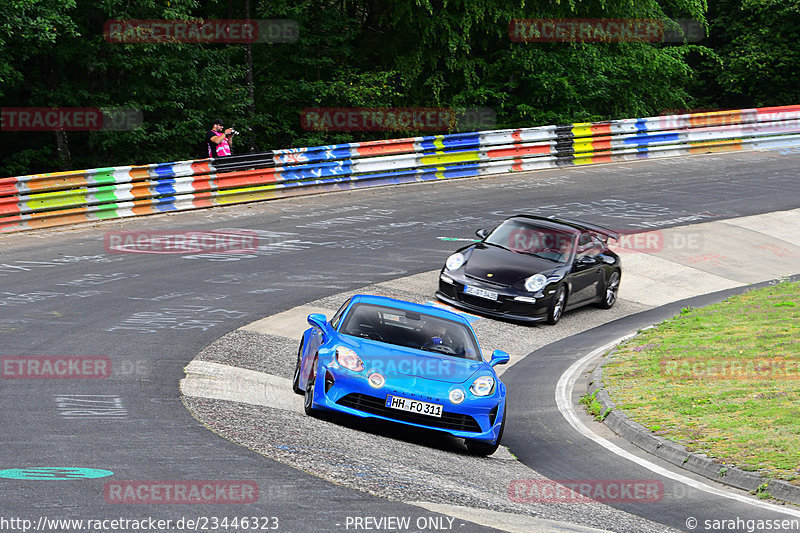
left=206, top=118, right=234, bottom=158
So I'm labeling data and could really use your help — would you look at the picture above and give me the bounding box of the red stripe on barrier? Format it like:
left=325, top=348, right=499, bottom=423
left=591, top=124, right=613, bottom=135
left=191, top=161, right=213, bottom=174
left=0, top=179, right=20, bottom=198
left=354, top=139, right=417, bottom=157
left=212, top=169, right=280, bottom=189
left=756, top=105, right=800, bottom=115
left=0, top=214, right=24, bottom=232
left=191, top=191, right=215, bottom=208
left=0, top=197, right=22, bottom=216
left=486, top=144, right=552, bottom=158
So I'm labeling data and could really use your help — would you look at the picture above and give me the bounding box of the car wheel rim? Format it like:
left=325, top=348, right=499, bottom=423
left=553, top=291, right=565, bottom=321
left=606, top=273, right=620, bottom=306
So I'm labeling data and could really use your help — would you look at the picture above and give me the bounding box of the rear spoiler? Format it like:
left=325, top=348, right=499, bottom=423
left=547, top=216, right=620, bottom=241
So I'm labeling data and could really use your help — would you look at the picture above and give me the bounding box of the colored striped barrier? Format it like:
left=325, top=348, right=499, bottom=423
left=2, top=105, right=799, bottom=233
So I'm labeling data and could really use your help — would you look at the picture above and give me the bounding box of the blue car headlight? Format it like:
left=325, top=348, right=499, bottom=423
left=470, top=376, right=495, bottom=396
left=335, top=346, right=364, bottom=372
left=445, top=253, right=465, bottom=271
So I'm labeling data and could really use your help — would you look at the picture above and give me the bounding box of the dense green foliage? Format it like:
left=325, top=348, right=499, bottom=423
left=1, top=0, right=797, bottom=177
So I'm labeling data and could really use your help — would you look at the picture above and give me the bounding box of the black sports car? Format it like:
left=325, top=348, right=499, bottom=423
left=435, top=215, right=621, bottom=325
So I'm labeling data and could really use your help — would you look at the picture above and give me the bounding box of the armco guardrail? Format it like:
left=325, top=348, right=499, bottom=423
left=2, top=105, right=799, bottom=233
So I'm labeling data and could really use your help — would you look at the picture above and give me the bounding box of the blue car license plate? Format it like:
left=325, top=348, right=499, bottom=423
left=385, top=395, right=442, bottom=418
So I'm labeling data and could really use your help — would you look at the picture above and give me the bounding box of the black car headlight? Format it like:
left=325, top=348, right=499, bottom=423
left=445, top=253, right=465, bottom=271
left=524, top=273, right=547, bottom=293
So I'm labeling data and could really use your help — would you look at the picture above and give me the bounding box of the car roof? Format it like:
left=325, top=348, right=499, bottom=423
left=348, top=294, right=471, bottom=325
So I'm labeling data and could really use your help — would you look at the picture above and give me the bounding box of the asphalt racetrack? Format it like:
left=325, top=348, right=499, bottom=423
left=1, top=148, right=799, bottom=533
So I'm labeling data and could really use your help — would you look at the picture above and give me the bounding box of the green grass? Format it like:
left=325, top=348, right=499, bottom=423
left=602, top=280, right=800, bottom=483
left=580, top=390, right=611, bottom=421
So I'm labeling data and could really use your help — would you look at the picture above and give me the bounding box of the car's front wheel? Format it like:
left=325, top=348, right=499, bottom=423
left=546, top=286, right=567, bottom=325
left=597, top=270, right=621, bottom=309
left=303, top=358, right=317, bottom=416
left=465, top=413, right=505, bottom=456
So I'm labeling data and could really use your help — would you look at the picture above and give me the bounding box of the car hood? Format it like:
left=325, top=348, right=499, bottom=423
left=340, top=337, right=486, bottom=384
left=464, top=243, right=562, bottom=286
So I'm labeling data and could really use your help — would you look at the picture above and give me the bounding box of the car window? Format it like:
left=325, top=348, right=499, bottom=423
left=340, top=303, right=482, bottom=360
left=486, top=220, right=574, bottom=262
left=577, top=232, right=604, bottom=257
left=330, top=298, right=351, bottom=329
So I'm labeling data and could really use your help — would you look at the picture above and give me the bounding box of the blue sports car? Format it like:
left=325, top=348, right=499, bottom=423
left=292, top=294, right=510, bottom=455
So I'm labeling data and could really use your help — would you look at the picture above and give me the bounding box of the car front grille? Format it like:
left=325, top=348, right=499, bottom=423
left=337, top=393, right=482, bottom=433
left=460, top=293, right=504, bottom=310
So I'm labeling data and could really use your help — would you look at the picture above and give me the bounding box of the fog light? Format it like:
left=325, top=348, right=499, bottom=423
left=440, top=273, right=454, bottom=284
left=514, top=296, right=537, bottom=303
left=449, top=388, right=465, bottom=404
left=367, top=373, right=385, bottom=389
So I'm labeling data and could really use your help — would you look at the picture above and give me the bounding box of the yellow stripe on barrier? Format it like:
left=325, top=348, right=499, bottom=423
left=571, top=123, right=594, bottom=138
left=22, top=189, right=89, bottom=211
left=419, top=151, right=480, bottom=165
left=689, top=139, right=744, bottom=153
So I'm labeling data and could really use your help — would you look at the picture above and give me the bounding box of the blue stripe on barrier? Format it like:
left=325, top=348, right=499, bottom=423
left=624, top=133, right=681, bottom=145
left=154, top=180, right=177, bottom=195
left=441, top=163, right=481, bottom=178
left=274, top=146, right=356, bottom=165
left=153, top=164, right=177, bottom=178
left=280, top=160, right=354, bottom=182
left=153, top=196, right=178, bottom=211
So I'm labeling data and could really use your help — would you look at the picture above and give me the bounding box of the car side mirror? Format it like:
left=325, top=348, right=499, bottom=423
left=489, top=349, right=510, bottom=367
left=307, top=313, right=330, bottom=338
left=476, top=229, right=489, bottom=239
left=577, top=255, right=597, bottom=265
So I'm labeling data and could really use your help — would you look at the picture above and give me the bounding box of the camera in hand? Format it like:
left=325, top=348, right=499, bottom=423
left=228, top=128, right=240, bottom=135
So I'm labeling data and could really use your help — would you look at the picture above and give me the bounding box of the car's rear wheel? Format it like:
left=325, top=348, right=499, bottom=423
left=465, top=412, right=505, bottom=456
left=303, top=358, right=317, bottom=416
left=597, top=270, right=620, bottom=309
left=546, top=286, right=567, bottom=325
left=292, top=341, right=303, bottom=395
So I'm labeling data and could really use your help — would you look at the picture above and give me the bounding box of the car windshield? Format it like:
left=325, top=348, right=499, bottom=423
left=339, top=303, right=482, bottom=361
left=485, top=219, right=575, bottom=263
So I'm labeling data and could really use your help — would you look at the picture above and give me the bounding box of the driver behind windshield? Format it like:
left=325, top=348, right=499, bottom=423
left=421, top=321, right=448, bottom=350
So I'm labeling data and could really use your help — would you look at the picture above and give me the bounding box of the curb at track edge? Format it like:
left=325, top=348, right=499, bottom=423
left=578, top=274, right=800, bottom=507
